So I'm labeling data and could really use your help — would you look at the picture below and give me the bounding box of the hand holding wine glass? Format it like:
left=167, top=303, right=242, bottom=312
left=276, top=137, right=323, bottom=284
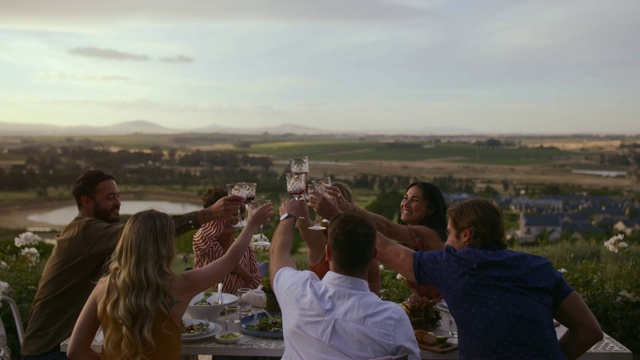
left=245, top=199, right=273, bottom=230
left=226, top=182, right=257, bottom=227
left=307, top=182, right=326, bottom=230
left=249, top=199, right=272, bottom=241
left=286, top=173, right=306, bottom=201
left=315, top=177, right=331, bottom=223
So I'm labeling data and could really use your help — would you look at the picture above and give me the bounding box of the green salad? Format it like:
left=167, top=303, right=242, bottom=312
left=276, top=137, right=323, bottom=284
left=182, top=321, right=210, bottom=335
left=195, top=291, right=213, bottom=305
left=219, top=332, right=241, bottom=340
left=246, top=315, right=283, bottom=333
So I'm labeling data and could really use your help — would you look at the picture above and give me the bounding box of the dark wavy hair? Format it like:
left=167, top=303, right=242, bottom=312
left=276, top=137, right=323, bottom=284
left=72, top=170, right=115, bottom=210
left=398, top=181, right=448, bottom=241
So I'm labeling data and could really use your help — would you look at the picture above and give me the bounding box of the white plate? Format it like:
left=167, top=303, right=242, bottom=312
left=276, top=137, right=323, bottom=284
left=436, top=301, right=449, bottom=313
left=181, top=319, right=222, bottom=340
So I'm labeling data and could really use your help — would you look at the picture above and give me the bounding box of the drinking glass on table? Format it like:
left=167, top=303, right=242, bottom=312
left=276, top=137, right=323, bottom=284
left=223, top=305, right=242, bottom=332
left=237, top=287, right=252, bottom=315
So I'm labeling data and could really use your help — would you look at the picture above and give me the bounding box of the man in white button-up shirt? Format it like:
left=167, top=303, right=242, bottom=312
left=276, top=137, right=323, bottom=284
left=270, top=200, right=420, bottom=360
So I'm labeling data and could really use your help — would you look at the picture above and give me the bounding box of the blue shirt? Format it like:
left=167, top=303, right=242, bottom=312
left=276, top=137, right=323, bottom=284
left=414, top=246, right=574, bottom=359
left=273, top=268, right=420, bottom=360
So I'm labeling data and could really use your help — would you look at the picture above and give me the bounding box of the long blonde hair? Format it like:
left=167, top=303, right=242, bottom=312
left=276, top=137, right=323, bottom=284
left=98, top=210, right=176, bottom=360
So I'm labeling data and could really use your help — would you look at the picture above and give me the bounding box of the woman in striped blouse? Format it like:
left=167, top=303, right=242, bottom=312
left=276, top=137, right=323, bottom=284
left=192, top=187, right=262, bottom=294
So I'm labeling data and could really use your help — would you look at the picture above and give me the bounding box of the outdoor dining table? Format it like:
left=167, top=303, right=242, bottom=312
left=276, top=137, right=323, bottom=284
left=60, top=324, right=632, bottom=360
left=60, top=307, right=633, bottom=359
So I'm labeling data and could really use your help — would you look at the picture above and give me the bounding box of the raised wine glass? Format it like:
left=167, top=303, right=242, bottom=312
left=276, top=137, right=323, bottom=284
left=226, top=182, right=256, bottom=227
left=308, top=181, right=326, bottom=230
left=286, top=173, right=307, bottom=201
left=243, top=183, right=257, bottom=226
left=289, top=156, right=309, bottom=176
left=316, top=177, right=332, bottom=223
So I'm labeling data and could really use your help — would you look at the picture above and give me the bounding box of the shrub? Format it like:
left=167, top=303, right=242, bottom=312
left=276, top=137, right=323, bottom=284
left=378, top=264, right=411, bottom=303
left=0, top=232, right=54, bottom=359
left=514, top=235, right=640, bottom=357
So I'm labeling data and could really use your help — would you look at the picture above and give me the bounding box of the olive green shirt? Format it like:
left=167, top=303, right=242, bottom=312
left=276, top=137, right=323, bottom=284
left=21, top=212, right=199, bottom=356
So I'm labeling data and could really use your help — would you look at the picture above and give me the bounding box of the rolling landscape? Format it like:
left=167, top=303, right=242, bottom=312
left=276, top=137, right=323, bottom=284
left=1, top=121, right=639, bottom=358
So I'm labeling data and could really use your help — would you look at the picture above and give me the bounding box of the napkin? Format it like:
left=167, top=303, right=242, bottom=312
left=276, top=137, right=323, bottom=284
left=242, top=289, right=266, bottom=308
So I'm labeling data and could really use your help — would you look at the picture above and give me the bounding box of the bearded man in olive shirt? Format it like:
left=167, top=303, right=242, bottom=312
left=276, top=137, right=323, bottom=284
left=21, top=170, right=243, bottom=359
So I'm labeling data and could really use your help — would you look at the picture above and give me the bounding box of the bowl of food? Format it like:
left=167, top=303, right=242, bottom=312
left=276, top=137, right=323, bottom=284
left=185, top=291, right=238, bottom=322
left=241, top=312, right=283, bottom=338
left=215, top=331, right=243, bottom=344
left=414, top=329, right=450, bottom=346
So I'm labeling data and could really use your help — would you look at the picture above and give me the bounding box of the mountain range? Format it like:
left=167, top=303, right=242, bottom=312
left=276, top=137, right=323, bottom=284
left=0, top=121, right=474, bottom=137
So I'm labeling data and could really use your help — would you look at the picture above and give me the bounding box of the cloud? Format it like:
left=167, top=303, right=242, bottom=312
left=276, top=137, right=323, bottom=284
left=35, top=72, right=136, bottom=83
left=0, top=1, right=432, bottom=28
left=67, top=47, right=150, bottom=61
left=158, top=55, right=193, bottom=64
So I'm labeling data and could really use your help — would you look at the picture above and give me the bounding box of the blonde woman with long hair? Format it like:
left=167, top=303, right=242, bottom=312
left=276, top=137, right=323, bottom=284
left=67, top=204, right=273, bottom=360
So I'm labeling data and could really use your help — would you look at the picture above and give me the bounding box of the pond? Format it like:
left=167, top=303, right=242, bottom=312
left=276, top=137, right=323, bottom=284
left=28, top=201, right=202, bottom=226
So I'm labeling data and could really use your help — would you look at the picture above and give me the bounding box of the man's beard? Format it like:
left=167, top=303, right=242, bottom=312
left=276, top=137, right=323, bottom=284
left=94, top=205, right=120, bottom=223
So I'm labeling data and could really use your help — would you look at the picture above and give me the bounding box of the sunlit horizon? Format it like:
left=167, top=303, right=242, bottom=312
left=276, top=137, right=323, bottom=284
left=1, top=0, right=638, bottom=135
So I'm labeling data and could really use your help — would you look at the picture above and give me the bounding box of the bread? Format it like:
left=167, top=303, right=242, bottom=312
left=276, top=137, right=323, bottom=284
left=414, top=329, right=438, bottom=346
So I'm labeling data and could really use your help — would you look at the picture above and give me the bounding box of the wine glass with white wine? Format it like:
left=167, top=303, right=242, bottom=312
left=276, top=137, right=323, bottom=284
left=307, top=181, right=326, bottom=230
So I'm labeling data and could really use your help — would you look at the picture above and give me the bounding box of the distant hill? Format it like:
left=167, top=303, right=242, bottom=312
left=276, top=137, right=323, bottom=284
left=0, top=120, right=333, bottom=137
left=0, top=120, right=477, bottom=137
left=0, top=120, right=177, bottom=136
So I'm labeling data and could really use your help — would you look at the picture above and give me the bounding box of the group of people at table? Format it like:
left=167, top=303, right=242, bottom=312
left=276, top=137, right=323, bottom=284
left=17, top=169, right=603, bottom=360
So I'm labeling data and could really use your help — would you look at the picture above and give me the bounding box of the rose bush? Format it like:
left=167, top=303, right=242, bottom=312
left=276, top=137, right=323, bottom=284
left=0, top=232, right=54, bottom=359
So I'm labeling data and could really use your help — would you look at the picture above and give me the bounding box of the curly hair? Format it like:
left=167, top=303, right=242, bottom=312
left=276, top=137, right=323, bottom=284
left=202, top=187, right=228, bottom=208
left=98, top=210, right=176, bottom=360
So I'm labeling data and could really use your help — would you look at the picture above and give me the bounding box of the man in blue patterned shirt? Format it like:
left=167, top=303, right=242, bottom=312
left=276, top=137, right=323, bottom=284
left=376, top=197, right=603, bottom=359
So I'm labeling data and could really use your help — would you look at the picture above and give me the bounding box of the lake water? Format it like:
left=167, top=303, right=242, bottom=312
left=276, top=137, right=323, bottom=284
left=28, top=201, right=201, bottom=226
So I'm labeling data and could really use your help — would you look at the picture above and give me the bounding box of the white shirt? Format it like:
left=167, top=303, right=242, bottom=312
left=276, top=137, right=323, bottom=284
left=273, top=268, right=420, bottom=360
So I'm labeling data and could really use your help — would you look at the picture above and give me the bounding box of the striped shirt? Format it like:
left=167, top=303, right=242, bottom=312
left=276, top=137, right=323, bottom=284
left=192, top=220, right=262, bottom=294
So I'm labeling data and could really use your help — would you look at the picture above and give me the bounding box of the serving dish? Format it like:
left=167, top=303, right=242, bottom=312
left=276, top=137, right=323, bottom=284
left=215, top=331, right=243, bottom=344
left=181, top=319, right=222, bottom=340
left=185, top=291, right=238, bottom=322
left=241, top=312, right=283, bottom=338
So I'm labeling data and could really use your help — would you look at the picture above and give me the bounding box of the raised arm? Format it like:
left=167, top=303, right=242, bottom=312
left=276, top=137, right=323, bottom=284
left=173, top=194, right=244, bottom=235
left=323, top=186, right=443, bottom=250
left=375, top=232, right=417, bottom=283
left=297, top=192, right=329, bottom=266
left=269, top=199, right=302, bottom=284
left=555, top=291, right=603, bottom=359
left=179, top=202, right=273, bottom=298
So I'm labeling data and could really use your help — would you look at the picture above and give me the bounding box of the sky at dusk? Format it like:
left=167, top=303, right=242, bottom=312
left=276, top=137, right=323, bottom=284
left=0, top=0, right=638, bottom=135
